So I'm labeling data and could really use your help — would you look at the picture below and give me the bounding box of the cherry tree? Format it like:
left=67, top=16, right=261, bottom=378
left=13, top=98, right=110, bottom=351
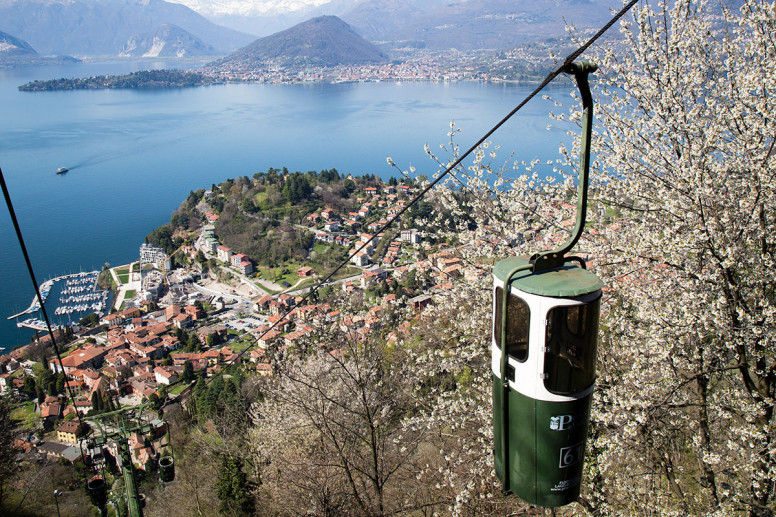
left=579, top=0, right=776, bottom=514
left=241, top=2, right=775, bottom=515
left=411, top=1, right=776, bottom=515
left=248, top=329, right=439, bottom=517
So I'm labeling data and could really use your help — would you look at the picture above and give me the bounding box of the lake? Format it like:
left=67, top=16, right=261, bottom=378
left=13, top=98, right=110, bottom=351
left=0, top=60, right=576, bottom=351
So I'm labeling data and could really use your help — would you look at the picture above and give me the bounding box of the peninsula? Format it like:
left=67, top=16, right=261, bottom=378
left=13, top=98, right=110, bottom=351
left=18, top=69, right=220, bottom=91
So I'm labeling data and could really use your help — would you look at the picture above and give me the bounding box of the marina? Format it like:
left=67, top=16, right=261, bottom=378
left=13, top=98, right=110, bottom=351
left=10, top=271, right=112, bottom=330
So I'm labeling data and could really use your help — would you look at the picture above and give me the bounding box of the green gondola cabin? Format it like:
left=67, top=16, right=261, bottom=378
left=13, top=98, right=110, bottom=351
left=491, top=61, right=603, bottom=507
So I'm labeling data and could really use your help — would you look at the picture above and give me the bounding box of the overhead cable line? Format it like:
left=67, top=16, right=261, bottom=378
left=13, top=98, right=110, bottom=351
left=2, top=0, right=642, bottom=396
left=402, top=155, right=575, bottom=237
left=0, top=168, right=89, bottom=442
left=214, top=0, right=642, bottom=370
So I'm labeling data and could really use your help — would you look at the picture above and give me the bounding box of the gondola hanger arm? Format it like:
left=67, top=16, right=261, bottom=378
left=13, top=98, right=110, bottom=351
left=530, top=61, right=597, bottom=273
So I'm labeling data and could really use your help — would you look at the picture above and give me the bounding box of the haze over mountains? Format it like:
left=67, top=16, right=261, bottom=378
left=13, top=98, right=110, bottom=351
left=0, top=28, right=81, bottom=65
left=168, top=0, right=615, bottom=50
left=0, top=0, right=619, bottom=63
left=0, top=30, right=35, bottom=56
left=0, top=0, right=253, bottom=58
left=167, top=0, right=466, bottom=39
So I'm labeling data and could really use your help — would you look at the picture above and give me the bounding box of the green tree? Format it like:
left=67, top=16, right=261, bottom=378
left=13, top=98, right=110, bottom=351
left=54, top=373, right=65, bottom=395
left=404, top=268, right=418, bottom=292
left=78, top=312, right=100, bottom=327
left=181, top=361, right=195, bottom=383
left=187, top=333, right=201, bottom=353
left=216, top=457, right=254, bottom=516
left=148, top=393, right=162, bottom=411
left=0, top=398, right=16, bottom=507
left=37, top=369, right=55, bottom=397
left=145, top=224, right=175, bottom=254
left=22, top=376, right=35, bottom=394
left=91, top=391, right=103, bottom=413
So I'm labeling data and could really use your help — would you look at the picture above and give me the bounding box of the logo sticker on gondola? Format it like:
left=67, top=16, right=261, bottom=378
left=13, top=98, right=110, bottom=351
left=550, top=414, right=581, bottom=431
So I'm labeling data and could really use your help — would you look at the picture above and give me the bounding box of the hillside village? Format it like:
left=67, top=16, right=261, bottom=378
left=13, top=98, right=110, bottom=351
left=0, top=171, right=503, bottom=474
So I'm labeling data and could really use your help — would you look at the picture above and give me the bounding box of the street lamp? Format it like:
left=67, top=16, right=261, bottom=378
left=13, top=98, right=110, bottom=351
left=53, top=489, right=62, bottom=517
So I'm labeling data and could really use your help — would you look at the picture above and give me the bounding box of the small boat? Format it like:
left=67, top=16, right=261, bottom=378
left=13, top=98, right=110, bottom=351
left=56, top=167, right=68, bottom=174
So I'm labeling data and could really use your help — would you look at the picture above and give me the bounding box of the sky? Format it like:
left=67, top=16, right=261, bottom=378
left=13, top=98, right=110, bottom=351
left=165, top=0, right=335, bottom=17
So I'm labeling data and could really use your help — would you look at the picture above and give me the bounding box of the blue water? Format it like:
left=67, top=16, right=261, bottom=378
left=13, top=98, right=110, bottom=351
left=0, top=61, right=575, bottom=351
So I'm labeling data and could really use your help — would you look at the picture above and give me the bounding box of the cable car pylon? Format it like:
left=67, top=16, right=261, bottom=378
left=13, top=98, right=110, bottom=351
left=492, top=60, right=603, bottom=507
left=85, top=404, right=173, bottom=517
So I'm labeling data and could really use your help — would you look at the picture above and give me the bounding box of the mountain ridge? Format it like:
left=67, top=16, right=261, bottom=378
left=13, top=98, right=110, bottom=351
left=0, top=29, right=35, bottom=56
left=341, top=0, right=614, bottom=50
left=0, top=28, right=81, bottom=66
left=166, top=0, right=618, bottom=50
left=0, top=0, right=254, bottom=57
left=212, top=15, right=388, bottom=69
left=119, top=23, right=220, bottom=57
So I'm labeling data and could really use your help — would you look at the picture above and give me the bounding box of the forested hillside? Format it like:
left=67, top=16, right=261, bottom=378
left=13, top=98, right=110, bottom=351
left=19, top=69, right=219, bottom=91
left=212, top=169, right=356, bottom=266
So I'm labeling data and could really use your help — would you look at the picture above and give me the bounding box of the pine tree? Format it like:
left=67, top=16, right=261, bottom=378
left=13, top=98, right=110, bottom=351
left=216, top=457, right=254, bottom=516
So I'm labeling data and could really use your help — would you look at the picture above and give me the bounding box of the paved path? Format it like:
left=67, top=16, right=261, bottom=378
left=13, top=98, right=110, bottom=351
left=110, top=263, right=141, bottom=310
left=194, top=282, right=244, bottom=302
left=284, top=273, right=363, bottom=296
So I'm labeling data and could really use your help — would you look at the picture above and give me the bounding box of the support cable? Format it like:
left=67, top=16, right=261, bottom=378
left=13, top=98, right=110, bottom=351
left=0, top=167, right=90, bottom=466
left=206, top=0, right=642, bottom=371
left=2, top=0, right=641, bottom=393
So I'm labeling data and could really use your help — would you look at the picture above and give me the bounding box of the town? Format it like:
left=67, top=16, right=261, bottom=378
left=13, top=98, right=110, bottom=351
left=203, top=46, right=565, bottom=84
left=0, top=172, right=504, bottom=484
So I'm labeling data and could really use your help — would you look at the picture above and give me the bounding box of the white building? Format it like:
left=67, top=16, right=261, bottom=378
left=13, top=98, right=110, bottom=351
left=352, top=252, right=371, bottom=267
left=217, top=245, right=233, bottom=263
left=400, top=229, right=421, bottom=244
left=139, top=244, right=171, bottom=270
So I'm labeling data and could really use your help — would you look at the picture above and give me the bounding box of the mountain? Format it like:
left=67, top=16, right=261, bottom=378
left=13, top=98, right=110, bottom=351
left=0, top=0, right=255, bottom=57
left=0, top=28, right=80, bottom=66
left=163, top=0, right=469, bottom=39
left=215, top=15, right=388, bottom=68
left=168, top=0, right=350, bottom=18
left=340, top=0, right=615, bottom=50
left=166, top=0, right=361, bottom=36
left=165, top=0, right=617, bottom=50
left=119, top=23, right=218, bottom=57
left=0, top=29, right=35, bottom=56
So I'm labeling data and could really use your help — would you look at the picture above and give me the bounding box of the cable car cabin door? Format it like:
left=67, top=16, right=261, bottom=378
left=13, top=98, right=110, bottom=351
left=492, top=283, right=600, bottom=507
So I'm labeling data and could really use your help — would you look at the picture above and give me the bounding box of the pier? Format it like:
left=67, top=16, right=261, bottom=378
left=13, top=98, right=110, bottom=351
left=6, top=277, right=56, bottom=320
left=16, top=318, right=49, bottom=331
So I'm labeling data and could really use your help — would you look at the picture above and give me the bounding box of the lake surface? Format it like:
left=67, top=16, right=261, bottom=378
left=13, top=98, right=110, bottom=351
left=0, top=61, right=576, bottom=351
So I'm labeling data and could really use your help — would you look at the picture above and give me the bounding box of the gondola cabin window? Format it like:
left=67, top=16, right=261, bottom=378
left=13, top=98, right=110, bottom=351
left=493, top=287, right=530, bottom=363
left=543, top=296, right=600, bottom=395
